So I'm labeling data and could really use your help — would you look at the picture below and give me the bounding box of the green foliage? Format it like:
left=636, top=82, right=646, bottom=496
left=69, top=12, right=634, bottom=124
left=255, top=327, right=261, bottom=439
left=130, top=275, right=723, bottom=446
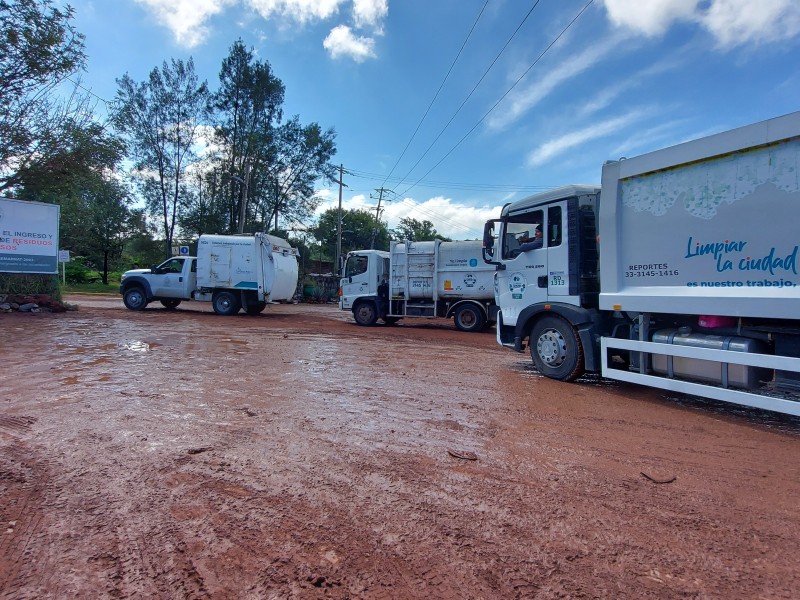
left=391, top=217, right=450, bottom=242
left=313, top=208, right=390, bottom=256
left=0, top=0, right=92, bottom=195
left=112, top=58, right=212, bottom=256
left=0, top=273, right=59, bottom=296
left=209, top=40, right=337, bottom=236
left=63, top=256, right=100, bottom=284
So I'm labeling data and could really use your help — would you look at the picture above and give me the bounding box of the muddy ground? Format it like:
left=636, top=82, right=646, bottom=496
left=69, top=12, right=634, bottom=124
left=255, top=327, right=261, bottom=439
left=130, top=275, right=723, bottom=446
left=1, top=295, right=799, bottom=599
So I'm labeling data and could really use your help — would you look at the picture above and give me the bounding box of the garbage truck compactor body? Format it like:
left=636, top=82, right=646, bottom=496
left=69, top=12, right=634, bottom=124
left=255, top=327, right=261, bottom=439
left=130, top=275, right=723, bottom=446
left=340, top=239, right=497, bottom=332
left=120, top=233, right=298, bottom=315
left=483, top=110, right=800, bottom=416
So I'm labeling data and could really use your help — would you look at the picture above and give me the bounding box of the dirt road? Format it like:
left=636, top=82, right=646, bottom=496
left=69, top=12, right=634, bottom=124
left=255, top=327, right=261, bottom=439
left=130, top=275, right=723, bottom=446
left=1, top=296, right=799, bottom=599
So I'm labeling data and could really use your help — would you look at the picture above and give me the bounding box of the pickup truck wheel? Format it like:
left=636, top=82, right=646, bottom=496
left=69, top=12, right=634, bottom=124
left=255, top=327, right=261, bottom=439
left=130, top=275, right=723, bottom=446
left=212, top=291, right=241, bottom=316
left=160, top=299, right=181, bottom=309
left=245, top=301, right=267, bottom=315
left=453, top=304, right=485, bottom=333
left=529, top=315, right=584, bottom=381
left=123, top=287, right=148, bottom=311
left=353, top=301, right=378, bottom=326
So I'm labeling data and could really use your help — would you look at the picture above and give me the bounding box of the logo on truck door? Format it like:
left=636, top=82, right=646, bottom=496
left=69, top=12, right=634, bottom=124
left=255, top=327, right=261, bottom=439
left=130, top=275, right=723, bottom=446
left=509, top=273, right=526, bottom=299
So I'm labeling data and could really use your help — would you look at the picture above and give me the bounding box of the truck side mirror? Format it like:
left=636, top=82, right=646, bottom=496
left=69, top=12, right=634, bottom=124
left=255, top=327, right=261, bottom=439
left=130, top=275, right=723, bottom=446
left=482, top=220, right=502, bottom=267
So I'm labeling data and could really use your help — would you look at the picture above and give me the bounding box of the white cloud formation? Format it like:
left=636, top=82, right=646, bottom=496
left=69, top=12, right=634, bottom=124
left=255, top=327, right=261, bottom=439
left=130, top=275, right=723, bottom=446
left=703, top=0, right=800, bottom=48
left=134, top=0, right=236, bottom=47
left=314, top=194, right=501, bottom=240
left=527, top=110, right=648, bottom=167
left=353, top=0, right=388, bottom=29
left=246, top=0, right=343, bottom=24
left=602, top=0, right=800, bottom=48
left=488, top=35, right=625, bottom=131
left=602, top=0, right=697, bottom=36
left=323, top=25, right=376, bottom=62
left=134, top=0, right=388, bottom=59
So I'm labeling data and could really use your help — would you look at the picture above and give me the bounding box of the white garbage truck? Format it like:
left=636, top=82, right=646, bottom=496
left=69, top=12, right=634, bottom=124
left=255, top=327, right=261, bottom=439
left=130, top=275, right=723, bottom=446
left=482, top=110, right=800, bottom=416
left=119, top=233, right=299, bottom=315
left=340, top=239, right=496, bottom=332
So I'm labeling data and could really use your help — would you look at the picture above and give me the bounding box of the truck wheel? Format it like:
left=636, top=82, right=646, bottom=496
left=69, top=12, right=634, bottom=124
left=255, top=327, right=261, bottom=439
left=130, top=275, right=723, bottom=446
left=123, top=287, right=148, bottom=311
left=212, top=291, right=241, bottom=316
left=245, top=301, right=267, bottom=315
left=353, top=301, right=378, bottom=326
left=454, top=304, right=485, bottom=333
left=160, top=299, right=181, bottom=309
left=529, top=315, right=584, bottom=381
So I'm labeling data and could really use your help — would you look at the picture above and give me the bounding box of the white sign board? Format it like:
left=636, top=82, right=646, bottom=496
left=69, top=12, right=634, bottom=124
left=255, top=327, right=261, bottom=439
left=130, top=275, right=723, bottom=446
left=0, top=197, right=60, bottom=274
left=58, top=250, right=70, bottom=263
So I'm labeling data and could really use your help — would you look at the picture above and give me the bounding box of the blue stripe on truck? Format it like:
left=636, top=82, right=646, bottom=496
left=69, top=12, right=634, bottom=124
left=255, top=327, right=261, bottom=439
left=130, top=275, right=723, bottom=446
left=233, top=281, right=258, bottom=289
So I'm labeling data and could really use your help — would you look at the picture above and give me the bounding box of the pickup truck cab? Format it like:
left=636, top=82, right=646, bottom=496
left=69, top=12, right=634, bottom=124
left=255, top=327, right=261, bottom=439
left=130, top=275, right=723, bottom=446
left=120, top=256, right=197, bottom=311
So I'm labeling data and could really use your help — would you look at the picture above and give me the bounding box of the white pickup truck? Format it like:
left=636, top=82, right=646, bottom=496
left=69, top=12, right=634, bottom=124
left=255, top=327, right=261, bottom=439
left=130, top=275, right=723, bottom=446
left=119, top=233, right=298, bottom=315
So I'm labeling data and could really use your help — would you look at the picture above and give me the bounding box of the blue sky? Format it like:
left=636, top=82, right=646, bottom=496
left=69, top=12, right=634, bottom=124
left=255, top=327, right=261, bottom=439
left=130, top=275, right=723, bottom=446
left=65, top=0, right=800, bottom=240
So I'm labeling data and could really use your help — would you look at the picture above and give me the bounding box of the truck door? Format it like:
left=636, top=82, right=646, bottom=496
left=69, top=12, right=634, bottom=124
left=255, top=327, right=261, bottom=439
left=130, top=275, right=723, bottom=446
left=151, top=257, right=189, bottom=298
left=545, top=203, right=570, bottom=298
left=339, top=253, right=373, bottom=310
left=496, top=209, right=548, bottom=318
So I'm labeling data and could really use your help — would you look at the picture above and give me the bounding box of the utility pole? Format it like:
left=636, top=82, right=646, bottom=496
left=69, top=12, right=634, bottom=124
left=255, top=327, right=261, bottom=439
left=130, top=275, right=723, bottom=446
left=370, top=187, right=390, bottom=249
left=236, top=162, right=251, bottom=235
left=335, top=164, right=345, bottom=276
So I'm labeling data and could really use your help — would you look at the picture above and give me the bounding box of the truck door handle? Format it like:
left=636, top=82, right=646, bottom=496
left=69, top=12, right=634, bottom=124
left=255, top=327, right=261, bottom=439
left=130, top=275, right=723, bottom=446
left=179, top=277, right=183, bottom=282
left=538, top=275, right=547, bottom=288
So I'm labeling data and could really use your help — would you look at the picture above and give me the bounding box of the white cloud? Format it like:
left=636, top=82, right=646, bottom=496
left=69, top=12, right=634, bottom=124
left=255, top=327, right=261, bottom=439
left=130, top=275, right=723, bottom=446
left=246, top=0, right=343, bottom=24
left=134, top=0, right=236, bottom=47
left=323, top=25, right=376, bottom=62
left=527, top=110, right=648, bottom=167
left=488, top=35, right=625, bottom=131
left=353, top=0, right=388, bottom=30
left=383, top=197, right=498, bottom=239
left=315, top=194, right=501, bottom=240
left=134, top=0, right=388, bottom=58
left=602, top=0, right=697, bottom=36
left=602, top=0, right=800, bottom=48
left=702, top=0, right=800, bottom=48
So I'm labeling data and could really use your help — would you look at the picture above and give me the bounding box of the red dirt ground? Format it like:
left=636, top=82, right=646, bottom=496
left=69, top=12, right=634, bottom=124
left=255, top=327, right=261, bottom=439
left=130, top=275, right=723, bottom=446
left=1, top=296, right=799, bottom=599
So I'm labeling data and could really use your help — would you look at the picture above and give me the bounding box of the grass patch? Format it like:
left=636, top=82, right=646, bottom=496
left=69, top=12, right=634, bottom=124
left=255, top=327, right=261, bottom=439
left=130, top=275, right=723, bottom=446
left=63, top=281, right=119, bottom=295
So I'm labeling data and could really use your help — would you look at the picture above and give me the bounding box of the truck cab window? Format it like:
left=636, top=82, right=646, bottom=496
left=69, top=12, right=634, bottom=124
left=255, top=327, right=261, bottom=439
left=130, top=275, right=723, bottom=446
left=346, top=255, right=368, bottom=278
left=548, top=206, right=562, bottom=247
left=503, top=210, right=544, bottom=258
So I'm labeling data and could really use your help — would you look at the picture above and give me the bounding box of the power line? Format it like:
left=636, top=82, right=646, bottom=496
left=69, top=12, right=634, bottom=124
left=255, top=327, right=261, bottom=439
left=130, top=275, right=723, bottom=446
left=380, top=0, right=489, bottom=188
left=398, top=0, right=596, bottom=198
left=392, top=0, right=543, bottom=191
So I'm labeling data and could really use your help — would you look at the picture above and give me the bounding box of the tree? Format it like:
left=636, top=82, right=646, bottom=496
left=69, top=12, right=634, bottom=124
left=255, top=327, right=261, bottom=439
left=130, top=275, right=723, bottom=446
left=0, top=0, right=91, bottom=195
left=312, top=208, right=389, bottom=258
left=112, top=58, right=211, bottom=258
left=212, top=40, right=338, bottom=234
left=391, top=217, right=450, bottom=242
left=59, top=178, right=131, bottom=284
left=213, top=40, right=285, bottom=233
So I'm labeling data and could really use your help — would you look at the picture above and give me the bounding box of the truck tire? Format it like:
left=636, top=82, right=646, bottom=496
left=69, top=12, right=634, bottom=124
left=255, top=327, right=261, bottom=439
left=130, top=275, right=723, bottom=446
left=353, top=301, right=378, bottom=326
left=529, top=315, right=584, bottom=381
left=160, top=299, right=181, bottom=309
left=245, top=301, right=267, bottom=315
left=123, top=286, right=148, bottom=311
left=453, top=304, right=485, bottom=333
left=212, top=291, right=241, bottom=316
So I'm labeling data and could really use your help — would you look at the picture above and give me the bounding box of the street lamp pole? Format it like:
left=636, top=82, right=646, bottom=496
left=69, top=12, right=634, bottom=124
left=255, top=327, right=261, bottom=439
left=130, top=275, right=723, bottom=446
left=335, top=164, right=345, bottom=276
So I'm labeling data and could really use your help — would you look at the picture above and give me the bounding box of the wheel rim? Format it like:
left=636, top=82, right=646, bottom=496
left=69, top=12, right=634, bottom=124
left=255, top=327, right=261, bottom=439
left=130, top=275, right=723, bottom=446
left=128, top=291, right=144, bottom=308
left=218, top=297, right=232, bottom=311
left=458, top=310, right=476, bottom=328
left=537, top=328, right=567, bottom=367
left=356, top=304, right=374, bottom=323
